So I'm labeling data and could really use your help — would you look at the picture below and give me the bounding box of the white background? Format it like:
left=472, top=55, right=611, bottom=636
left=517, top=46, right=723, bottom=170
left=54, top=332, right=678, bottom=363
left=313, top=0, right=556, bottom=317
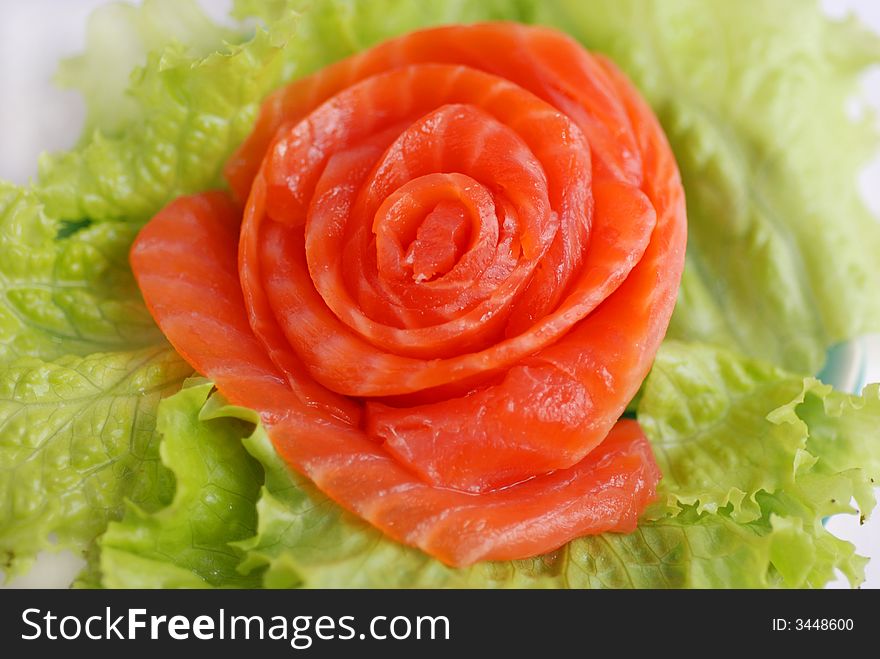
left=0, top=0, right=878, bottom=588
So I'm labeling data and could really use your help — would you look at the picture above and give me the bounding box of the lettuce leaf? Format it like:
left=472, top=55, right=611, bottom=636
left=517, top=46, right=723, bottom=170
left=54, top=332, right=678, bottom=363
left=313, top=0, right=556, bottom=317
left=0, top=170, right=193, bottom=580
left=0, top=182, right=160, bottom=361
left=639, top=342, right=880, bottom=525
left=93, top=341, right=877, bottom=588
left=56, top=0, right=239, bottom=138
left=98, top=381, right=262, bottom=588
left=0, top=346, right=190, bottom=578
left=35, top=0, right=295, bottom=224
left=535, top=0, right=880, bottom=374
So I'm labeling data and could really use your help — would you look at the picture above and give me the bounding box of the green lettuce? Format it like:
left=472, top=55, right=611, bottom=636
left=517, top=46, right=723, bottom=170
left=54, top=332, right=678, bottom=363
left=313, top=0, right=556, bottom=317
left=0, top=346, right=190, bottom=578
left=36, top=0, right=295, bottom=224
left=639, top=342, right=880, bottom=524
left=56, top=0, right=239, bottom=137
left=0, top=180, right=188, bottom=577
left=0, top=183, right=160, bottom=361
left=98, top=380, right=262, bottom=588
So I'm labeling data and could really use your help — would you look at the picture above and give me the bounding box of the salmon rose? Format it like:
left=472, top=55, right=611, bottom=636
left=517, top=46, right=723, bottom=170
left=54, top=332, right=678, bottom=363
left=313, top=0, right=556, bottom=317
left=131, top=22, right=686, bottom=566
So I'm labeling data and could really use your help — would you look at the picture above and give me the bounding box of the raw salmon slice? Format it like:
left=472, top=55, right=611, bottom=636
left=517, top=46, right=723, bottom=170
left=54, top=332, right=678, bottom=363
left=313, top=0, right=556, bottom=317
left=131, top=22, right=686, bottom=566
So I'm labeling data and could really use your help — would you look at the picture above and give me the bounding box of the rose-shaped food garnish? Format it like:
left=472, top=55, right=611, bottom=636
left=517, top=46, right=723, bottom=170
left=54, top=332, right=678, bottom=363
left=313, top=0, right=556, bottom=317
left=131, top=22, right=686, bottom=566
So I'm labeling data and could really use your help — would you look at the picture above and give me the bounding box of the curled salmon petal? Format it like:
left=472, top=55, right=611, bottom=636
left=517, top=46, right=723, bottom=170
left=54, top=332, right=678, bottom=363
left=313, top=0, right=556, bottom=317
left=132, top=22, right=686, bottom=565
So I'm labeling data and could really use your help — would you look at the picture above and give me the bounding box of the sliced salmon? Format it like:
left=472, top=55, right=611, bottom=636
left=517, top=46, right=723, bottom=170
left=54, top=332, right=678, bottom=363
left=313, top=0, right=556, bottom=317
left=131, top=192, right=660, bottom=566
left=131, top=22, right=686, bottom=565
